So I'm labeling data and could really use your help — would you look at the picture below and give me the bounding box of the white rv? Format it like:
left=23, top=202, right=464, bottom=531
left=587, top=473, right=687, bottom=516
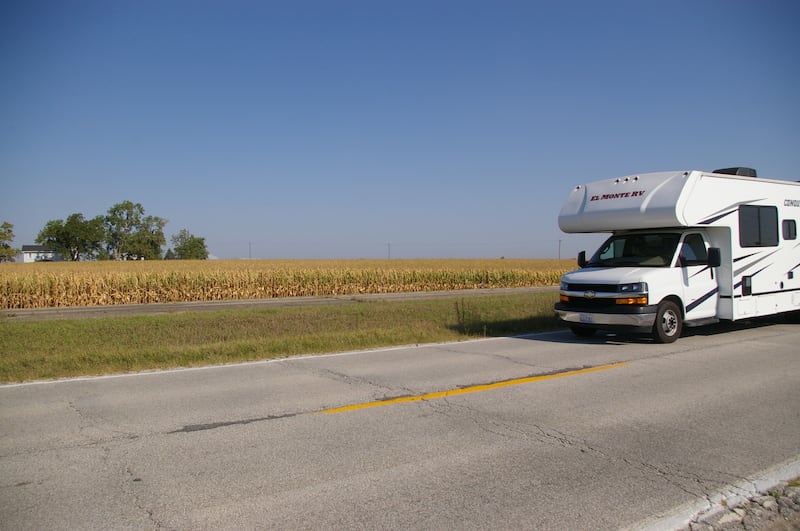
left=555, top=167, right=800, bottom=342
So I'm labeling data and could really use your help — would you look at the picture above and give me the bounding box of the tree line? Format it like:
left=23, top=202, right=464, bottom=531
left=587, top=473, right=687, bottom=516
left=0, top=201, right=209, bottom=262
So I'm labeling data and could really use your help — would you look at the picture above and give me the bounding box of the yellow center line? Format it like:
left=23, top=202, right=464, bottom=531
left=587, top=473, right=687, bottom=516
left=322, top=361, right=628, bottom=414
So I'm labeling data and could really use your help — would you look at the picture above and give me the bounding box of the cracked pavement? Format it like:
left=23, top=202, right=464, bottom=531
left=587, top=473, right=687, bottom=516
left=1, top=323, right=799, bottom=529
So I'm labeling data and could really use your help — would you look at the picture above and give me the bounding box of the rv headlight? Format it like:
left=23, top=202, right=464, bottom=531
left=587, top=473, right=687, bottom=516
left=560, top=280, right=569, bottom=291
left=618, top=282, right=648, bottom=294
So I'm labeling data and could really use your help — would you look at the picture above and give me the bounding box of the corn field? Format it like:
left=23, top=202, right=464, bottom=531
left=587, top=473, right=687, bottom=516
left=0, top=259, right=571, bottom=309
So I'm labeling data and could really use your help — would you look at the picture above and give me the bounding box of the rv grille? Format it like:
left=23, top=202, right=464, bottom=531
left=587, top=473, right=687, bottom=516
left=564, top=283, right=618, bottom=292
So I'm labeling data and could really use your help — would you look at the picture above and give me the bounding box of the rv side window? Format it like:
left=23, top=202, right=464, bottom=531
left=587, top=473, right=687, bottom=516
left=782, top=219, right=797, bottom=240
left=739, top=206, right=778, bottom=247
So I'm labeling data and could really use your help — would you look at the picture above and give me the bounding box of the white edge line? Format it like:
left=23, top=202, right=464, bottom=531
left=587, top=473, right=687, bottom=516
left=0, top=332, right=557, bottom=389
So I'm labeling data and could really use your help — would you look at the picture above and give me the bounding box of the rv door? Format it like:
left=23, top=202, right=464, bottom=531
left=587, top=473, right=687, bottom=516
left=678, top=232, right=720, bottom=321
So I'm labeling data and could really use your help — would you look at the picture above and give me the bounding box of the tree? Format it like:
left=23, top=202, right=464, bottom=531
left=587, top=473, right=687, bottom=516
left=36, top=213, right=105, bottom=261
left=105, top=201, right=166, bottom=260
left=171, top=229, right=209, bottom=260
left=0, top=221, right=19, bottom=262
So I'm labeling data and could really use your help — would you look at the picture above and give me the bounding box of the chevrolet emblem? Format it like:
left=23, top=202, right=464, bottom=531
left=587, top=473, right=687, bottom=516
left=584, top=290, right=596, bottom=299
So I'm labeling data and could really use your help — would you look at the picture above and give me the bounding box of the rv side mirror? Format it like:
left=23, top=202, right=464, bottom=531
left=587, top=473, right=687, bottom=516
left=708, top=247, right=721, bottom=268
left=578, top=251, right=587, bottom=268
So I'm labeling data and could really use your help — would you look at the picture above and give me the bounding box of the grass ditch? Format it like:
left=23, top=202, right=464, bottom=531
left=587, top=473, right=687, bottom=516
left=0, top=292, right=562, bottom=383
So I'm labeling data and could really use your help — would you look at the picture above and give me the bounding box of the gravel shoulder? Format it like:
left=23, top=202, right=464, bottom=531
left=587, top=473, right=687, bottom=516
left=682, top=481, right=800, bottom=530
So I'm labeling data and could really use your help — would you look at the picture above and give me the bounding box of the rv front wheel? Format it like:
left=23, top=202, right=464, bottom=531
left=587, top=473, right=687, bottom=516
left=652, top=300, right=682, bottom=343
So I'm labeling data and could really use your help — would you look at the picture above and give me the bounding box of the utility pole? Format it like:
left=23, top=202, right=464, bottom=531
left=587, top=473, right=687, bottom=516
left=558, top=239, right=562, bottom=260
left=248, top=242, right=252, bottom=260
left=387, top=242, right=391, bottom=260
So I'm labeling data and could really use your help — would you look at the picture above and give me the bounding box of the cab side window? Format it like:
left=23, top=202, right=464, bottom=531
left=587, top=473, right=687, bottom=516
left=679, top=233, right=708, bottom=266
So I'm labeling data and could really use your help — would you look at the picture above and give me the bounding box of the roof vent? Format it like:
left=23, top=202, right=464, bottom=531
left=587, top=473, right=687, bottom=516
left=713, top=167, right=757, bottom=177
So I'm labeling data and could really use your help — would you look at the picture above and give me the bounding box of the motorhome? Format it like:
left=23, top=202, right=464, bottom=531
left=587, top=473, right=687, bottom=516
left=554, top=167, right=800, bottom=342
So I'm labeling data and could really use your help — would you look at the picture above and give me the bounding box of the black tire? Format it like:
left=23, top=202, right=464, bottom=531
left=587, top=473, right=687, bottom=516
left=652, top=300, right=682, bottom=343
left=570, top=326, right=597, bottom=338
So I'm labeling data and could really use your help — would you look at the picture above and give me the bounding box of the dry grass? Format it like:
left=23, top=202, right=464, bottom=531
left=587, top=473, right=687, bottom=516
left=0, top=259, right=572, bottom=309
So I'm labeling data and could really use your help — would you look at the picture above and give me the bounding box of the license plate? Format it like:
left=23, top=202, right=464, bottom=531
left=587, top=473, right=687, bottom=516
left=579, top=313, right=594, bottom=324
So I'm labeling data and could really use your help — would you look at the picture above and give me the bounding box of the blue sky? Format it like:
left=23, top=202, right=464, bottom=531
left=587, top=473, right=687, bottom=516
left=1, top=0, right=798, bottom=259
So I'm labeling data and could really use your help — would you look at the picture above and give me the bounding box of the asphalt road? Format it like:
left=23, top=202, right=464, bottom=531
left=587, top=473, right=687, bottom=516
left=1, top=321, right=799, bottom=529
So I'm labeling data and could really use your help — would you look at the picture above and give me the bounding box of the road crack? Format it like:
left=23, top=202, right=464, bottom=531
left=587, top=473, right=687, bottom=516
left=425, top=400, right=728, bottom=504
left=124, top=465, right=166, bottom=529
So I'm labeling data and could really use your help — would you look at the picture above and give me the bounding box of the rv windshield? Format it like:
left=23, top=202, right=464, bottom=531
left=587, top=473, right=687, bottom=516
left=587, top=233, right=680, bottom=268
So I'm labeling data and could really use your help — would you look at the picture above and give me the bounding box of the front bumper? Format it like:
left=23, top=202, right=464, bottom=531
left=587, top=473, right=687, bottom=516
left=554, top=302, right=658, bottom=331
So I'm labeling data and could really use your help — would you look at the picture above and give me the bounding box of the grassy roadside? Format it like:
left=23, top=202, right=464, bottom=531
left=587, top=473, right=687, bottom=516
left=0, top=292, right=562, bottom=384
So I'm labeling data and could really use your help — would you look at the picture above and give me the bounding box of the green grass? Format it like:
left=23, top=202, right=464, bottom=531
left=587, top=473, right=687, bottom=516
left=0, top=292, right=562, bottom=383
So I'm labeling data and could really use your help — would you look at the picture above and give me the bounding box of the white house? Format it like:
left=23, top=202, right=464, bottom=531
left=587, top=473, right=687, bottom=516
left=21, top=245, right=61, bottom=263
